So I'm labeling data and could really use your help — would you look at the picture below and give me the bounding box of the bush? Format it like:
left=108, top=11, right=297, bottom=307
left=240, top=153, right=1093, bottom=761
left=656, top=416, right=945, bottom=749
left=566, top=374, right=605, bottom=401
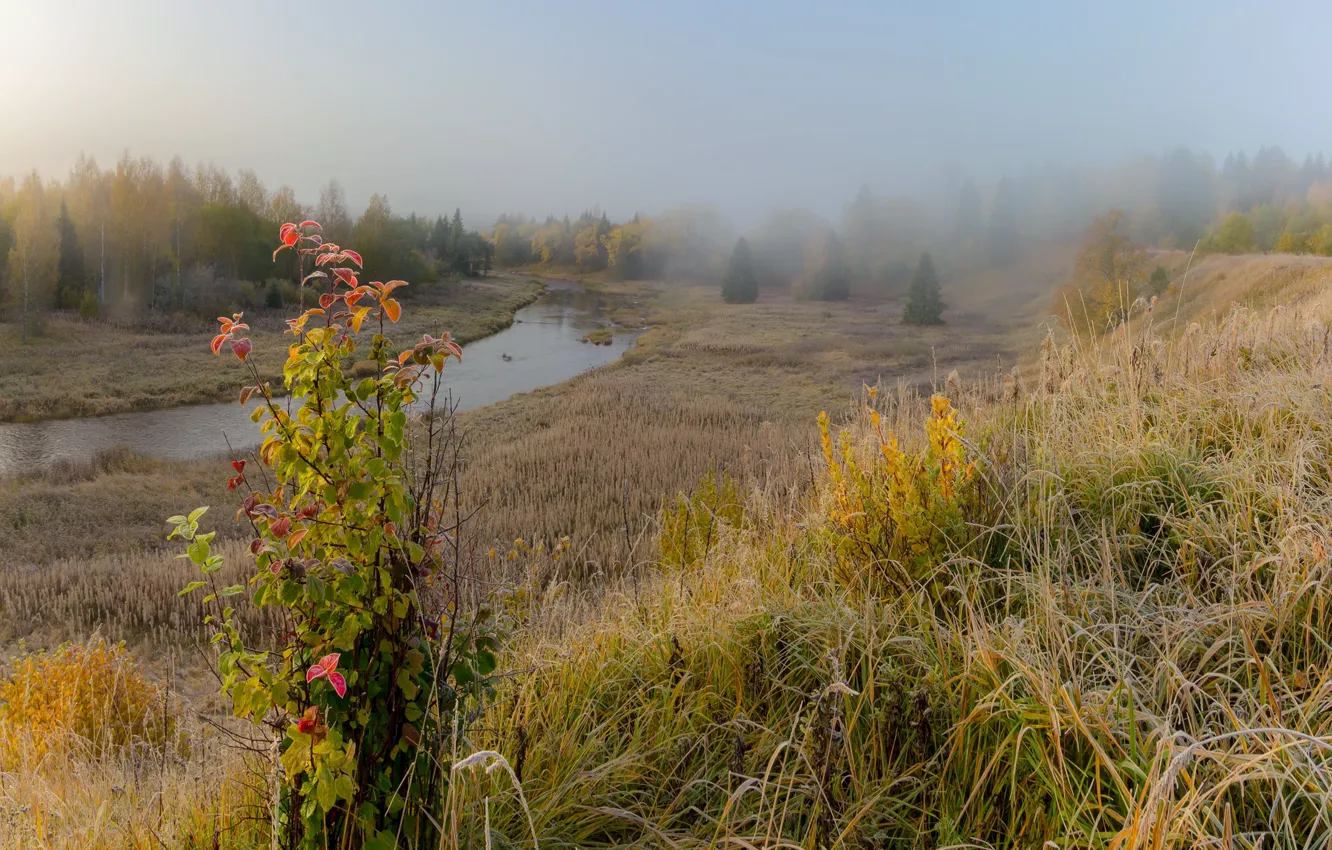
left=1147, top=265, right=1170, bottom=296
left=0, top=639, right=174, bottom=766
left=265, top=279, right=284, bottom=309
left=172, top=220, right=502, bottom=847
left=817, top=393, right=976, bottom=595
left=659, top=468, right=745, bottom=569
left=78, top=288, right=99, bottom=319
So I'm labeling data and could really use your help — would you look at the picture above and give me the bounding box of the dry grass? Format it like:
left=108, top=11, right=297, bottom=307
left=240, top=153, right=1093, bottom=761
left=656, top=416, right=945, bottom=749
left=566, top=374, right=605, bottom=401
left=0, top=539, right=277, bottom=649
left=0, top=277, right=541, bottom=422
left=0, top=449, right=238, bottom=570
left=5, top=265, right=1332, bottom=847
left=445, top=293, right=1332, bottom=847
left=0, top=707, right=265, bottom=849
left=457, top=278, right=1031, bottom=570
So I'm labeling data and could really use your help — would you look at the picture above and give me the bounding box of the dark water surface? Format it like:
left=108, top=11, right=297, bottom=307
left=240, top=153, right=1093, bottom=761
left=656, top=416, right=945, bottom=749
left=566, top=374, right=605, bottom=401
left=0, top=284, right=634, bottom=477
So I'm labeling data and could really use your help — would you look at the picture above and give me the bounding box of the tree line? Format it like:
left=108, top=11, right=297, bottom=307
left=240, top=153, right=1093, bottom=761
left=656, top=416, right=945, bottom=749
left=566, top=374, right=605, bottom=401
left=0, top=154, right=493, bottom=334
left=9, top=143, right=1329, bottom=339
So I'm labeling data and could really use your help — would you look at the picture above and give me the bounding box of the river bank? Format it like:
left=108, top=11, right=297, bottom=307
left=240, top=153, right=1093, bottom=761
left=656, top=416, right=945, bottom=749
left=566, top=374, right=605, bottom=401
left=0, top=276, right=544, bottom=424
left=0, top=280, right=636, bottom=477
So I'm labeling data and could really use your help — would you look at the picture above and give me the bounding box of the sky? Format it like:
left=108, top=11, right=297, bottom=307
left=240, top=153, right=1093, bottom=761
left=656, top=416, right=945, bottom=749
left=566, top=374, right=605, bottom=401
left=3, top=0, right=1331, bottom=225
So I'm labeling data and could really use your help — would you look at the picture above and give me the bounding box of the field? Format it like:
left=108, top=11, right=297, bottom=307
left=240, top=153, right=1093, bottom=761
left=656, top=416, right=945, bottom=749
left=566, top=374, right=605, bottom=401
left=0, top=277, right=542, bottom=422
left=458, top=250, right=1070, bottom=570
left=5, top=252, right=1332, bottom=847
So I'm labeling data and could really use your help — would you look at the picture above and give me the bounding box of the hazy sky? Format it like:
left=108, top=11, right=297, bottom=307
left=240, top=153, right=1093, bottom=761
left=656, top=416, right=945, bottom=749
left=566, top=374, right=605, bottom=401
left=3, top=0, right=1330, bottom=224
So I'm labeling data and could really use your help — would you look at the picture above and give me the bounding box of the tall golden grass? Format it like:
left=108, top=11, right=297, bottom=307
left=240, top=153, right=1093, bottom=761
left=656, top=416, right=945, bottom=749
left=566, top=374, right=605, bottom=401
left=446, top=293, right=1332, bottom=848
left=8, top=269, right=1332, bottom=847
left=0, top=640, right=266, bottom=849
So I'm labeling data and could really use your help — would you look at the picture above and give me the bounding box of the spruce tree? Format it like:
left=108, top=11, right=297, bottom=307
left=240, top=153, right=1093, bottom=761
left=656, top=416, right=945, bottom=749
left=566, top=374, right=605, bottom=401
left=817, top=234, right=849, bottom=301
left=722, top=237, right=758, bottom=303
left=903, top=252, right=945, bottom=325
left=56, top=199, right=85, bottom=308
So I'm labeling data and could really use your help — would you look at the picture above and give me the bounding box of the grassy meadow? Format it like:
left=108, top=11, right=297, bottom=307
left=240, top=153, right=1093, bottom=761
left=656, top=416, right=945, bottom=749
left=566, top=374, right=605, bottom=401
left=5, top=254, right=1332, bottom=847
left=459, top=251, right=1069, bottom=571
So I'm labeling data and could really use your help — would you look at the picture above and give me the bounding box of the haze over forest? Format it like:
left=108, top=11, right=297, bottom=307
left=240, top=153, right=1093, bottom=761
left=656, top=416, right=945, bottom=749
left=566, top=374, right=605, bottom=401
left=5, top=0, right=1332, bottom=226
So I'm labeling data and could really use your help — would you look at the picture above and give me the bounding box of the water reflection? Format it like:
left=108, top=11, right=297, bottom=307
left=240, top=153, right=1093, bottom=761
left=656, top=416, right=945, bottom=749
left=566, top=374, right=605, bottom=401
left=0, top=285, right=635, bottom=477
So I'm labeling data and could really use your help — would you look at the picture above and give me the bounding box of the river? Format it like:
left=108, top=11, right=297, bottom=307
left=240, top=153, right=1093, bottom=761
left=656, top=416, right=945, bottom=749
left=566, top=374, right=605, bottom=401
left=0, top=282, right=635, bottom=477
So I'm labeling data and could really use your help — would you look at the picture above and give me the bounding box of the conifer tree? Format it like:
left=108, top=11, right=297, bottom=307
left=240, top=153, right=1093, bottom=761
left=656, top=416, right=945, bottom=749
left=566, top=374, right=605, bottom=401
left=903, top=251, right=945, bottom=325
left=56, top=199, right=85, bottom=307
left=721, top=237, right=758, bottom=303
left=817, top=234, right=849, bottom=301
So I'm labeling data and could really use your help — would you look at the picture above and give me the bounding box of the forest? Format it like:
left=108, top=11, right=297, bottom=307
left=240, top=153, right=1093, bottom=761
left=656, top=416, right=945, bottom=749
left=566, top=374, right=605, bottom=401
left=0, top=155, right=494, bottom=337
left=6, top=144, right=1332, bottom=337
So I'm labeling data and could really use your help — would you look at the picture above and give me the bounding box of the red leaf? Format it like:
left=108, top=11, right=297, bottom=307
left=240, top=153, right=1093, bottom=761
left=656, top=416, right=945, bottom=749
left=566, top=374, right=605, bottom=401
left=231, top=337, right=253, bottom=362
left=382, top=298, right=401, bottom=323
left=296, top=706, right=320, bottom=734
left=279, top=222, right=297, bottom=241
left=342, top=249, right=363, bottom=267
left=270, top=516, right=291, bottom=538
left=239, top=386, right=256, bottom=405
left=232, top=459, right=246, bottom=474
left=299, top=219, right=321, bottom=230
left=250, top=538, right=264, bottom=555
left=305, top=664, right=326, bottom=683
left=282, top=230, right=299, bottom=247
left=318, top=292, right=338, bottom=310
left=211, top=333, right=228, bottom=355
left=331, top=268, right=356, bottom=286
left=327, top=672, right=347, bottom=698
left=287, top=528, right=308, bottom=548
left=302, top=271, right=328, bottom=285
left=272, top=245, right=290, bottom=261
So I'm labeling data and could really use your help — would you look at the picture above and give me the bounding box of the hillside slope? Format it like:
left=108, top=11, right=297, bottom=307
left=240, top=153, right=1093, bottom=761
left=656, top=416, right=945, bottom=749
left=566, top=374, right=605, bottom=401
left=1146, top=251, right=1332, bottom=331
left=463, top=284, right=1332, bottom=848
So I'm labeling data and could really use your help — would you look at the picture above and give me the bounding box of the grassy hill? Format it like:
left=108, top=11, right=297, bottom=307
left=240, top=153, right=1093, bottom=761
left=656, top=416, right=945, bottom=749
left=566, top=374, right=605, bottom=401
left=4, top=254, right=1332, bottom=847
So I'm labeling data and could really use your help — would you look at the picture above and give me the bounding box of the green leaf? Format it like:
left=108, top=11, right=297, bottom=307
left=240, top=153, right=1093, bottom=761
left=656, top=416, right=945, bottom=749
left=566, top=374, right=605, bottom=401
left=307, top=575, right=327, bottom=605
left=166, top=515, right=187, bottom=525
left=334, top=773, right=355, bottom=802
left=396, top=669, right=420, bottom=701
left=476, top=649, right=497, bottom=677
left=220, top=585, right=244, bottom=597
left=347, top=481, right=374, bottom=502
left=178, top=581, right=207, bottom=597
left=188, top=506, right=209, bottom=523
left=316, top=765, right=338, bottom=811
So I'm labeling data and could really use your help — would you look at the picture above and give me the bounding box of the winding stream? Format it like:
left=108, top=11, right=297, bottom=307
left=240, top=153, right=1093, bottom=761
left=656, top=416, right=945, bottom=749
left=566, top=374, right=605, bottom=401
left=0, top=283, right=634, bottom=477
